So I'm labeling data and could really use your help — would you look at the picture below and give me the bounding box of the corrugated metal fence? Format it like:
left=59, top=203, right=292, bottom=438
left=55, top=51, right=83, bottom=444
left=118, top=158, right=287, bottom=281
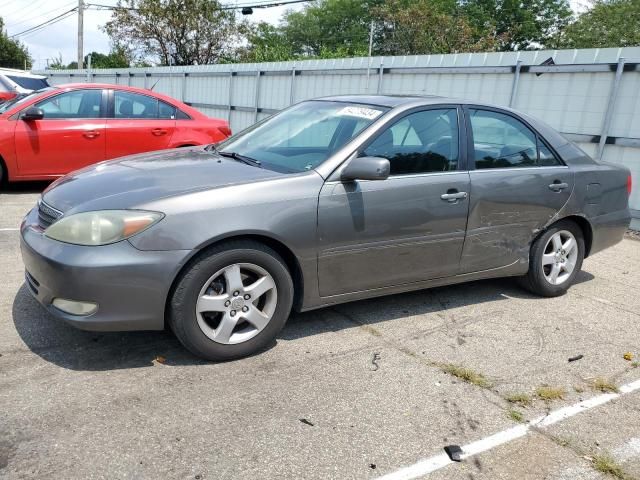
left=37, top=47, right=640, bottom=218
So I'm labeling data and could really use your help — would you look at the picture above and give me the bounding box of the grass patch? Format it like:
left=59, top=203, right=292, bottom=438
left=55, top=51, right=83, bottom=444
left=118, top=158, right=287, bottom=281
left=536, top=385, right=566, bottom=402
left=631, top=362, right=639, bottom=368
left=505, top=392, right=532, bottom=407
left=507, top=409, right=524, bottom=422
left=440, top=363, right=491, bottom=388
left=592, top=453, right=626, bottom=479
left=592, top=377, right=619, bottom=393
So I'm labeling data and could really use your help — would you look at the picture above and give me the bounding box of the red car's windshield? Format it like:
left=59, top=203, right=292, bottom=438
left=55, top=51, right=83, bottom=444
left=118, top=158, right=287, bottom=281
left=0, top=87, right=55, bottom=114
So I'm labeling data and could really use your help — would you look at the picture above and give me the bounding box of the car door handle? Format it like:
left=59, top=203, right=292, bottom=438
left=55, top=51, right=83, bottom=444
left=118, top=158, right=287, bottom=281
left=152, top=128, right=167, bottom=136
left=440, top=191, right=468, bottom=202
left=83, top=130, right=100, bottom=139
left=548, top=182, right=569, bottom=192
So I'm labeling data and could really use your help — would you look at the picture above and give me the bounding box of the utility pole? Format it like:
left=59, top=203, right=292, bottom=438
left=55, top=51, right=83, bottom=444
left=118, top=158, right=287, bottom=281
left=366, top=21, right=374, bottom=91
left=77, top=0, right=84, bottom=69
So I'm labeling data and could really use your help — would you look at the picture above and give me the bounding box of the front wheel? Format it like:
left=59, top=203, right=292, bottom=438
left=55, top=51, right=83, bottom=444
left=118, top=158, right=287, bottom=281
left=169, top=241, right=294, bottom=361
left=520, top=220, right=585, bottom=297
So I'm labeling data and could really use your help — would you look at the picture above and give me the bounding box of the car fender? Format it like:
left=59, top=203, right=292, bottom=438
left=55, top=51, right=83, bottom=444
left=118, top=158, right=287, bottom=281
left=0, top=118, right=17, bottom=179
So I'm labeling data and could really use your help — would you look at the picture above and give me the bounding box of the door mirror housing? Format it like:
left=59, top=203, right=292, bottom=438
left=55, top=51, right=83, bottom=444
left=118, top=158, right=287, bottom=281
left=341, top=156, right=390, bottom=181
left=21, top=107, right=44, bottom=121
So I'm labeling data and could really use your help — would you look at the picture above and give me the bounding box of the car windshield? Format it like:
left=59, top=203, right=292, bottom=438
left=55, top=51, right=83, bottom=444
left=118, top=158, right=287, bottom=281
left=216, top=100, right=389, bottom=173
left=6, top=75, right=49, bottom=91
left=0, top=87, right=55, bottom=114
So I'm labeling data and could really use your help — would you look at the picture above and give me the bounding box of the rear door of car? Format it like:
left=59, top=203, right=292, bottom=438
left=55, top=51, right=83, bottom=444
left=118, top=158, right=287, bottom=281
left=105, top=89, right=177, bottom=159
left=14, top=88, right=107, bottom=176
left=317, top=105, right=471, bottom=297
left=460, top=106, right=574, bottom=273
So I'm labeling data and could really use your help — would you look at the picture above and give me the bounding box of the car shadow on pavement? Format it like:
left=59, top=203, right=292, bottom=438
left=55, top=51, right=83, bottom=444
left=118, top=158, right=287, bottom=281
left=12, top=285, right=208, bottom=371
left=12, top=271, right=595, bottom=371
left=0, top=181, right=50, bottom=194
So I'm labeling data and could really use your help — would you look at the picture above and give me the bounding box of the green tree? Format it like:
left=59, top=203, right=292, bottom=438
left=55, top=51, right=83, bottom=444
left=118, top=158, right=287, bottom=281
left=237, top=22, right=296, bottom=62
left=281, top=0, right=380, bottom=57
left=0, top=18, right=32, bottom=69
left=556, top=0, right=640, bottom=48
left=84, top=47, right=130, bottom=68
left=104, top=0, right=240, bottom=65
left=374, top=0, right=498, bottom=55
left=461, top=0, right=573, bottom=50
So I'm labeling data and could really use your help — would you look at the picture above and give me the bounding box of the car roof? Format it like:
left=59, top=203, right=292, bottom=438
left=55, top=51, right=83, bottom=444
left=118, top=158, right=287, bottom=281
left=318, top=94, right=523, bottom=110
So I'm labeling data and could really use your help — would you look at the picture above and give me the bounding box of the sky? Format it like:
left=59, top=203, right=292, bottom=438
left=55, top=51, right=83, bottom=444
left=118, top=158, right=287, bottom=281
left=1, top=0, right=303, bottom=70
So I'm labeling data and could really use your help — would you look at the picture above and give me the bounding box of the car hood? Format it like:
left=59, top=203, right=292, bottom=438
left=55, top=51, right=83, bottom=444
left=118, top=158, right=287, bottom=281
left=42, top=148, right=284, bottom=213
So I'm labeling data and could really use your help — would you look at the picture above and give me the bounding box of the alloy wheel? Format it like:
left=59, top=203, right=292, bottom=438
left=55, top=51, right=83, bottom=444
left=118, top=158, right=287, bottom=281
left=542, top=230, right=578, bottom=286
left=195, top=263, right=277, bottom=344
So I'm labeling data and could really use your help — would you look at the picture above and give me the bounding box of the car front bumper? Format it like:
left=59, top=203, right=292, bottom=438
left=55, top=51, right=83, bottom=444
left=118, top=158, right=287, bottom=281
left=20, top=207, right=191, bottom=332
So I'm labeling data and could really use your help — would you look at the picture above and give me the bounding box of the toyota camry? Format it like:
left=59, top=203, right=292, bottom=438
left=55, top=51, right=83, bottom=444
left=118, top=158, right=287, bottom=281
left=20, top=95, right=632, bottom=361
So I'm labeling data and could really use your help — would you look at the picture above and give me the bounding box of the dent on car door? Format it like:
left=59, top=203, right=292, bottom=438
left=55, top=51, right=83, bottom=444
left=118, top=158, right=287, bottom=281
left=105, top=90, right=177, bottom=159
left=14, top=88, right=106, bottom=176
left=317, top=107, right=471, bottom=297
left=461, top=107, right=574, bottom=273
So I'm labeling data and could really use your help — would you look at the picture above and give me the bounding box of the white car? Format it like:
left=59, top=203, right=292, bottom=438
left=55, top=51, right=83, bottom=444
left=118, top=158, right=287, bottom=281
left=0, top=68, right=50, bottom=103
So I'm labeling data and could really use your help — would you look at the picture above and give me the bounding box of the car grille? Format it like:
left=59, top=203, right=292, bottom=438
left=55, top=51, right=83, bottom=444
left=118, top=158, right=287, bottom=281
left=37, top=200, right=63, bottom=229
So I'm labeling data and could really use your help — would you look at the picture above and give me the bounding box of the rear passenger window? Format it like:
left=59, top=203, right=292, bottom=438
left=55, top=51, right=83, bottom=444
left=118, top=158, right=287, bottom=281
left=362, top=108, right=459, bottom=175
left=538, top=140, right=562, bottom=166
left=470, top=109, right=562, bottom=169
left=115, top=91, right=165, bottom=119
left=158, top=101, right=177, bottom=119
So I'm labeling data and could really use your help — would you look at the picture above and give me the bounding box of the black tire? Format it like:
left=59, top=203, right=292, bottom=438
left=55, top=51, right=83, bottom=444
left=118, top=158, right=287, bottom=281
left=520, top=220, right=585, bottom=297
left=168, top=240, right=293, bottom=361
left=0, top=158, right=6, bottom=186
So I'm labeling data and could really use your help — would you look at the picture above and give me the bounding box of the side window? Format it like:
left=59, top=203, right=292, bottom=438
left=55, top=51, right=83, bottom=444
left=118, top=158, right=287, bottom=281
left=469, top=109, right=562, bottom=169
left=176, top=109, right=191, bottom=120
left=538, top=139, right=562, bottom=166
left=114, top=91, right=159, bottom=119
left=361, top=108, right=459, bottom=175
left=35, top=90, right=102, bottom=119
left=158, top=100, right=177, bottom=119
left=470, top=109, right=537, bottom=169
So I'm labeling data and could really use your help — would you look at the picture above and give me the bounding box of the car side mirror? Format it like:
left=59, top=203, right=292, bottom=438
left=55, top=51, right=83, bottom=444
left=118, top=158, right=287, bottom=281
left=341, top=156, right=390, bottom=182
left=21, top=107, right=44, bottom=121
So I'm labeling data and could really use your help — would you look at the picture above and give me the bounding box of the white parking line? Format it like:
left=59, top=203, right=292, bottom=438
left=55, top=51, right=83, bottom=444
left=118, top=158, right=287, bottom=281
left=0, top=228, right=19, bottom=231
left=377, top=378, right=640, bottom=480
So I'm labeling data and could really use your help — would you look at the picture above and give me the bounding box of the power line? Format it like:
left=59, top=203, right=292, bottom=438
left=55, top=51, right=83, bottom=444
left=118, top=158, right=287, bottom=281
left=9, top=7, right=78, bottom=38
left=5, top=1, right=77, bottom=31
left=86, top=0, right=312, bottom=12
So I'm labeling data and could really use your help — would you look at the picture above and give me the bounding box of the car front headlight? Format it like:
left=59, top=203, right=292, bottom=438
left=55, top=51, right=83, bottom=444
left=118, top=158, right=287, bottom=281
left=44, top=210, right=164, bottom=246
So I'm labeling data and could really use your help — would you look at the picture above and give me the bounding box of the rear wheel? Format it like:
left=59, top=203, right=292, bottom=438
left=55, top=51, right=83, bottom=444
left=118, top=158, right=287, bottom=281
left=169, top=241, right=293, bottom=361
left=520, top=220, right=585, bottom=297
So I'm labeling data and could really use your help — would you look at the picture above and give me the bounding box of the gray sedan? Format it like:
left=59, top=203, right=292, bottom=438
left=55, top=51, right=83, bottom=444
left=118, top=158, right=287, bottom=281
left=20, top=95, right=632, bottom=360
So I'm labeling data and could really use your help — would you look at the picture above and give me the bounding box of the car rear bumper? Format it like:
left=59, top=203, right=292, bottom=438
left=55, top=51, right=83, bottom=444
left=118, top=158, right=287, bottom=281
left=589, top=208, right=631, bottom=256
left=20, top=207, right=190, bottom=332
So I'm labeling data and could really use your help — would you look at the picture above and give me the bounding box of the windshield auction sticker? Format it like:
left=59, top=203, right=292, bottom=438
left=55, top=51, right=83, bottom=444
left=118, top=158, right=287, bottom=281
left=338, top=106, right=383, bottom=120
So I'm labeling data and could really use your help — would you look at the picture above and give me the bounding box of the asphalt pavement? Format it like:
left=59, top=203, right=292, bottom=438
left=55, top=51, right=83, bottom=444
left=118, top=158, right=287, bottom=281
left=1, top=183, right=639, bottom=480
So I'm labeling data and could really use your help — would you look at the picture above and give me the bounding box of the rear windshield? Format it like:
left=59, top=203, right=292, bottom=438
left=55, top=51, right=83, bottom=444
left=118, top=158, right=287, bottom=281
left=6, top=75, right=49, bottom=91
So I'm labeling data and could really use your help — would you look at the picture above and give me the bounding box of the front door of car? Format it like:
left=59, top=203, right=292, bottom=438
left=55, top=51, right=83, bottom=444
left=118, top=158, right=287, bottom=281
left=317, top=107, right=471, bottom=297
left=460, top=107, right=575, bottom=273
left=14, top=88, right=106, bottom=177
left=105, top=90, right=177, bottom=159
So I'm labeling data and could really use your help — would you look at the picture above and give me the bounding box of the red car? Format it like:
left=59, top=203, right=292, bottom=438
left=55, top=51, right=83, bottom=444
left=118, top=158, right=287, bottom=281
left=0, top=83, right=231, bottom=182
